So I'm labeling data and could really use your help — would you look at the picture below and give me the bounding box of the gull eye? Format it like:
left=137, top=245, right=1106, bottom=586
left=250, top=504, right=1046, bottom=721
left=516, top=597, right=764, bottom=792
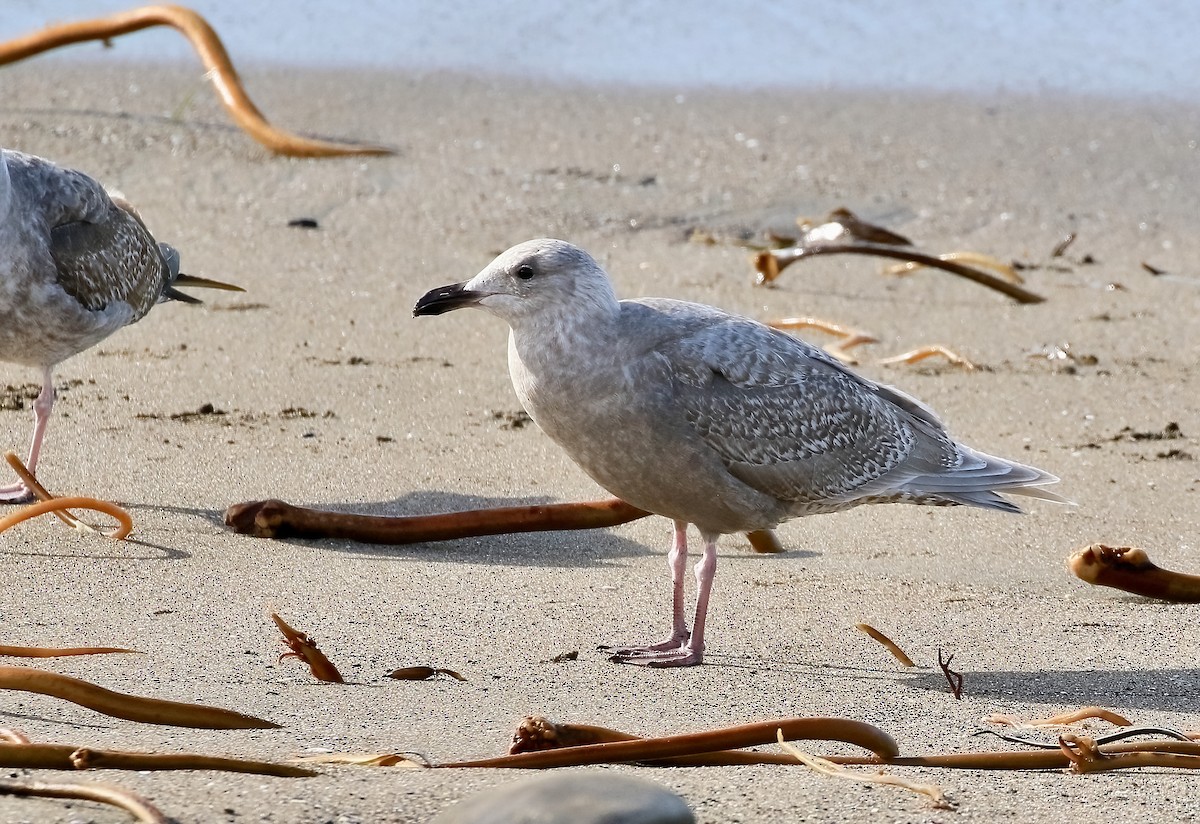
left=516, top=264, right=535, bottom=281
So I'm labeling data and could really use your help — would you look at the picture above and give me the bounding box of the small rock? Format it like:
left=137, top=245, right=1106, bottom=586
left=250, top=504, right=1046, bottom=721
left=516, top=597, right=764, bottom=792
left=432, top=772, right=694, bottom=824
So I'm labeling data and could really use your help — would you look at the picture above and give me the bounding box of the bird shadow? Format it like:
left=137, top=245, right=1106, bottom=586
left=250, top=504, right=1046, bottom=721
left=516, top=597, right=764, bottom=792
left=703, top=654, right=1200, bottom=715
left=904, top=666, right=1200, bottom=715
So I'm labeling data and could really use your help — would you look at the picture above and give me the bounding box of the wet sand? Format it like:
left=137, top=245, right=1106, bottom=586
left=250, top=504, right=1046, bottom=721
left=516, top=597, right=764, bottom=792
left=1, top=61, right=1199, bottom=822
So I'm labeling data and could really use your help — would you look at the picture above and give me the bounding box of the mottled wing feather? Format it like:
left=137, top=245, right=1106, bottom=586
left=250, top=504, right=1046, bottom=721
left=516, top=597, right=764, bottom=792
left=655, top=313, right=960, bottom=504
left=48, top=194, right=168, bottom=318
left=14, top=152, right=168, bottom=318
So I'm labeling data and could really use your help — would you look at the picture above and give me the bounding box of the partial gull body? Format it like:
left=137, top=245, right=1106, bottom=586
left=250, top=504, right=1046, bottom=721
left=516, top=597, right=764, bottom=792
left=0, top=148, right=240, bottom=501
left=414, top=239, right=1064, bottom=667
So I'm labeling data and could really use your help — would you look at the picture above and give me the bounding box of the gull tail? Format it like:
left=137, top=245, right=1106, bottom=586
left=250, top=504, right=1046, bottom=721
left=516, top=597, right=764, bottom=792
left=898, top=446, right=1071, bottom=514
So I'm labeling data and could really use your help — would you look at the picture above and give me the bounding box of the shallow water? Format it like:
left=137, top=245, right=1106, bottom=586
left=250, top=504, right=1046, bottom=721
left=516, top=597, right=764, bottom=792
left=8, top=0, right=1200, bottom=99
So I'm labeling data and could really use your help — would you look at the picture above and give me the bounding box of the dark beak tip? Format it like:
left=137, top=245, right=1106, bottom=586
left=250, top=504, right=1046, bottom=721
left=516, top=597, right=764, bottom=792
left=413, top=282, right=476, bottom=317
left=412, top=294, right=448, bottom=317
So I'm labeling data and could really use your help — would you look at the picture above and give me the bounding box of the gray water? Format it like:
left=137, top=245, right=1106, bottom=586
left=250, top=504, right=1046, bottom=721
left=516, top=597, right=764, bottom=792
left=7, top=0, right=1200, bottom=100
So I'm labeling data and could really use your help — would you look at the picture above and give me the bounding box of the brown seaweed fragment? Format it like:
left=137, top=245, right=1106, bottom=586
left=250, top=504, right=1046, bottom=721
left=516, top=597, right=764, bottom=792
left=0, top=5, right=392, bottom=157
left=0, top=741, right=311, bottom=776
left=768, top=317, right=878, bottom=365
left=0, top=644, right=139, bottom=658
left=754, top=235, right=1045, bottom=303
left=271, top=613, right=344, bottom=683
left=938, top=649, right=964, bottom=699
left=435, top=716, right=900, bottom=769
left=1060, top=733, right=1200, bottom=774
left=777, top=731, right=953, bottom=809
left=878, top=345, right=977, bottom=371
left=1, top=452, right=133, bottom=538
left=386, top=666, right=467, bottom=682
left=984, top=706, right=1133, bottom=729
left=1069, top=544, right=1200, bottom=603
left=227, top=497, right=650, bottom=542
left=854, top=623, right=917, bottom=667
left=0, top=779, right=166, bottom=823
left=0, top=666, right=278, bottom=729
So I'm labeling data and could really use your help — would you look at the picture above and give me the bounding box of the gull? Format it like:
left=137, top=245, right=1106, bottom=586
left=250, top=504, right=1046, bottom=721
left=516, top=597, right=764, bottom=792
left=414, top=239, right=1064, bottom=667
left=0, top=148, right=241, bottom=501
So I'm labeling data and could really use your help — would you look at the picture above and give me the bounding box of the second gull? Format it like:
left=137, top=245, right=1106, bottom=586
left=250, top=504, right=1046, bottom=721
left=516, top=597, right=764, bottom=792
left=0, top=148, right=242, bottom=501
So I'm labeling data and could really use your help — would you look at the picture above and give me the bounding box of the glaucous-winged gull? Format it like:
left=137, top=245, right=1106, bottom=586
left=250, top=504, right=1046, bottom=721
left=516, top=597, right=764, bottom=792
left=414, top=238, right=1063, bottom=667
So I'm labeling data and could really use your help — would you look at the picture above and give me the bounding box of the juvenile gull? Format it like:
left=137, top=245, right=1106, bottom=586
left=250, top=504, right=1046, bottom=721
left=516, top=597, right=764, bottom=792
left=414, top=239, right=1063, bottom=667
left=0, top=148, right=241, bottom=501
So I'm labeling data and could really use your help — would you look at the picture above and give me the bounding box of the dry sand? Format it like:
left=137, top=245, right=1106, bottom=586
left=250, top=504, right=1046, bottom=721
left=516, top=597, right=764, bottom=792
left=1, top=60, right=1199, bottom=822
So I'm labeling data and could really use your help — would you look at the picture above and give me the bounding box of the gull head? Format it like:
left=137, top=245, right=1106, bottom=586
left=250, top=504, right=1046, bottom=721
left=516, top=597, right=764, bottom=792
left=413, top=238, right=619, bottom=328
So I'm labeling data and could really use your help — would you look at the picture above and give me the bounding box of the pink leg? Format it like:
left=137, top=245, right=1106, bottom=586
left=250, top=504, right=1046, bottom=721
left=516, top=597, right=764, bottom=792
left=675, top=532, right=719, bottom=666
left=663, top=519, right=691, bottom=644
left=603, top=520, right=691, bottom=658
left=0, top=368, right=54, bottom=503
left=607, top=522, right=718, bottom=668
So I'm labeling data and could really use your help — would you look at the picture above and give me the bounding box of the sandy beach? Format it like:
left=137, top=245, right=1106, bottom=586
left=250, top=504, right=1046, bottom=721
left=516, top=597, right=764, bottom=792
left=2, top=58, right=1199, bottom=822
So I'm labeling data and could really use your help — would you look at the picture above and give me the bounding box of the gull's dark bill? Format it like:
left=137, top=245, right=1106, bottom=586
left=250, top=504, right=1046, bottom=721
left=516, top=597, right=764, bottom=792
left=413, top=281, right=480, bottom=316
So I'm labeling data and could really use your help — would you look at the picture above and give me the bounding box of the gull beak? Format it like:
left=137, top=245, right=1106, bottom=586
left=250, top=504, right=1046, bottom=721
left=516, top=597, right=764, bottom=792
left=164, top=273, right=247, bottom=304
left=173, top=273, right=246, bottom=292
left=413, top=281, right=483, bottom=316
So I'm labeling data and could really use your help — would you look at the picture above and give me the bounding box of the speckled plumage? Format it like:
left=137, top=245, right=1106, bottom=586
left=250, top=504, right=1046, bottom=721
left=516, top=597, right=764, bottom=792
left=0, top=149, right=180, bottom=367
left=0, top=148, right=202, bottom=501
left=415, top=238, right=1063, bottom=666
